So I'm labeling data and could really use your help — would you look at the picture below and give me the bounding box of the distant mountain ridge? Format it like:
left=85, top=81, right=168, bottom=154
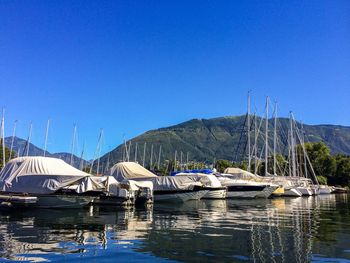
left=4, top=136, right=88, bottom=168
left=96, top=115, right=350, bottom=169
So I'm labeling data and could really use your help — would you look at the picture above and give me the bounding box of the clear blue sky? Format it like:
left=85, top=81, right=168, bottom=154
left=0, top=0, right=349, bottom=159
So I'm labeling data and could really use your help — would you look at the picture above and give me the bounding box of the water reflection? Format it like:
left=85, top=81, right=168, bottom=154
left=0, top=195, right=350, bottom=262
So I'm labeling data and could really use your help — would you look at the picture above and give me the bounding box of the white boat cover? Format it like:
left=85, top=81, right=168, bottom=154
left=223, top=167, right=265, bottom=181
left=175, top=173, right=223, bottom=188
left=111, top=162, right=202, bottom=191
left=0, top=157, right=93, bottom=194
left=111, top=162, right=157, bottom=180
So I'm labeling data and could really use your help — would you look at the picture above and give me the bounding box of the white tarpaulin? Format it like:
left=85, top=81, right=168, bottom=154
left=110, top=162, right=157, bottom=181
left=223, top=167, right=265, bottom=181
left=111, top=162, right=202, bottom=191
left=175, top=173, right=223, bottom=188
left=0, top=157, right=91, bottom=194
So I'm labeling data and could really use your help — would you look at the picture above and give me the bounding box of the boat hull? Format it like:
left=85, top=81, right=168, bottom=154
left=297, top=187, right=312, bottom=196
left=153, top=190, right=208, bottom=202
left=319, top=186, right=332, bottom=194
left=35, top=195, right=93, bottom=208
left=282, top=188, right=302, bottom=197
left=272, top=186, right=285, bottom=197
left=202, top=187, right=227, bottom=199
left=226, top=185, right=278, bottom=199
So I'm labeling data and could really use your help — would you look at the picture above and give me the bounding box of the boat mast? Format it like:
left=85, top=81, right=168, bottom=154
left=79, top=141, right=85, bottom=170
left=134, top=142, right=138, bottom=162
left=26, top=122, right=32, bottom=157
left=1, top=109, right=5, bottom=166
left=254, top=113, right=258, bottom=175
left=150, top=144, right=154, bottom=168
left=265, top=96, right=269, bottom=176
left=290, top=112, right=296, bottom=177
left=43, top=119, right=50, bottom=157
left=174, top=150, right=177, bottom=171
left=301, top=123, right=308, bottom=178
left=70, top=124, right=77, bottom=165
left=157, top=145, right=162, bottom=169
left=9, top=120, right=17, bottom=160
left=273, top=102, right=277, bottom=175
left=186, top=152, right=189, bottom=170
left=89, top=129, right=103, bottom=174
left=247, top=91, right=251, bottom=173
left=142, top=142, right=146, bottom=167
left=180, top=151, right=183, bottom=170
left=96, top=129, right=104, bottom=175
left=128, top=141, right=131, bottom=162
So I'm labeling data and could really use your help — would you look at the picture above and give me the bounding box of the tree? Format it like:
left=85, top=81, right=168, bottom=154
left=333, top=154, right=350, bottom=186
left=215, top=159, right=233, bottom=173
left=0, top=144, right=17, bottom=169
left=304, top=142, right=336, bottom=179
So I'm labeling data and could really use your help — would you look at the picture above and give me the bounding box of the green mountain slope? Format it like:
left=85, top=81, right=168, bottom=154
left=99, top=115, right=350, bottom=170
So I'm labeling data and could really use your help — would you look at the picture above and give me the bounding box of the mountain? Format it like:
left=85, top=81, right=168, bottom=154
left=97, top=115, right=350, bottom=169
left=4, top=136, right=88, bottom=168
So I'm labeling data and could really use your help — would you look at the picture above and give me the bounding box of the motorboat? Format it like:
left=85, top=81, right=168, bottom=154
left=110, top=162, right=208, bottom=202
left=173, top=172, right=227, bottom=199
left=218, top=168, right=279, bottom=199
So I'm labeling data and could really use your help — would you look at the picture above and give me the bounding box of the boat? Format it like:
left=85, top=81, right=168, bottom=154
left=110, top=162, right=208, bottom=202
left=219, top=168, right=279, bottom=199
left=283, top=187, right=303, bottom=197
left=172, top=171, right=227, bottom=199
left=318, top=185, right=332, bottom=195
left=0, top=157, right=148, bottom=208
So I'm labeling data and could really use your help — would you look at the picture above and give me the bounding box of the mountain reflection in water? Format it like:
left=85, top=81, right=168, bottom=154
left=1, top=195, right=350, bottom=262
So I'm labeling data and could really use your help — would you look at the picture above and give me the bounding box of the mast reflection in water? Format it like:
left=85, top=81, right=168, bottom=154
left=1, top=195, right=350, bottom=262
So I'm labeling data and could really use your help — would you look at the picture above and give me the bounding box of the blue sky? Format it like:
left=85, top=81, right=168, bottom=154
left=0, top=0, right=349, bottom=159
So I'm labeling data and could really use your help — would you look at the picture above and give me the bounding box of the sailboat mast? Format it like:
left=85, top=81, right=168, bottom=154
left=247, top=91, right=251, bottom=173
left=79, top=142, right=85, bottom=170
left=265, top=97, right=269, bottom=176
left=180, top=151, right=183, bottom=170
left=26, top=122, right=32, bottom=157
left=1, top=109, right=5, bottom=166
left=186, top=152, right=189, bottom=170
left=142, top=142, right=146, bottom=167
left=43, top=119, right=50, bottom=157
left=134, top=142, right=138, bottom=162
left=157, top=145, right=162, bottom=169
left=9, top=120, right=17, bottom=160
left=70, top=124, right=77, bottom=165
left=174, top=150, right=177, bottom=171
left=254, top=113, right=258, bottom=175
left=150, top=144, right=153, bottom=168
left=273, top=102, right=277, bottom=175
left=290, top=112, right=296, bottom=177
left=301, top=123, right=308, bottom=178
left=96, top=129, right=103, bottom=175
left=127, top=141, right=131, bottom=162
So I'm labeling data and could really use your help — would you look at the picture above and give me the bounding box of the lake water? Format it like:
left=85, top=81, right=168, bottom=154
left=1, top=194, right=350, bottom=262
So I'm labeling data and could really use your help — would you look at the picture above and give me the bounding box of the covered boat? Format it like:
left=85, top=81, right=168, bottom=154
left=0, top=157, right=144, bottom=208
left=173, top=172, right=227, bottom=199
left=110, top=162, right=208, bottom=202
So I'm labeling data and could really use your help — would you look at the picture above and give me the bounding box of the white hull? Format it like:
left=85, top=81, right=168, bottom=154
left=319, top=186, right=332, bottom=195
left=202, top=188, right=227, bottom=199
left=297, top=187, right=312, bottom=196
left=282, top=188, right=302, bottom=197
left=154, top=190, right=208, bottom=202
left=226, top=186, right=277, bottom=199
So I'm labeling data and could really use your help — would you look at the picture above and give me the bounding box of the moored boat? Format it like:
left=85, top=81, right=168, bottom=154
left=110, top=162, right=208, bottom=202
